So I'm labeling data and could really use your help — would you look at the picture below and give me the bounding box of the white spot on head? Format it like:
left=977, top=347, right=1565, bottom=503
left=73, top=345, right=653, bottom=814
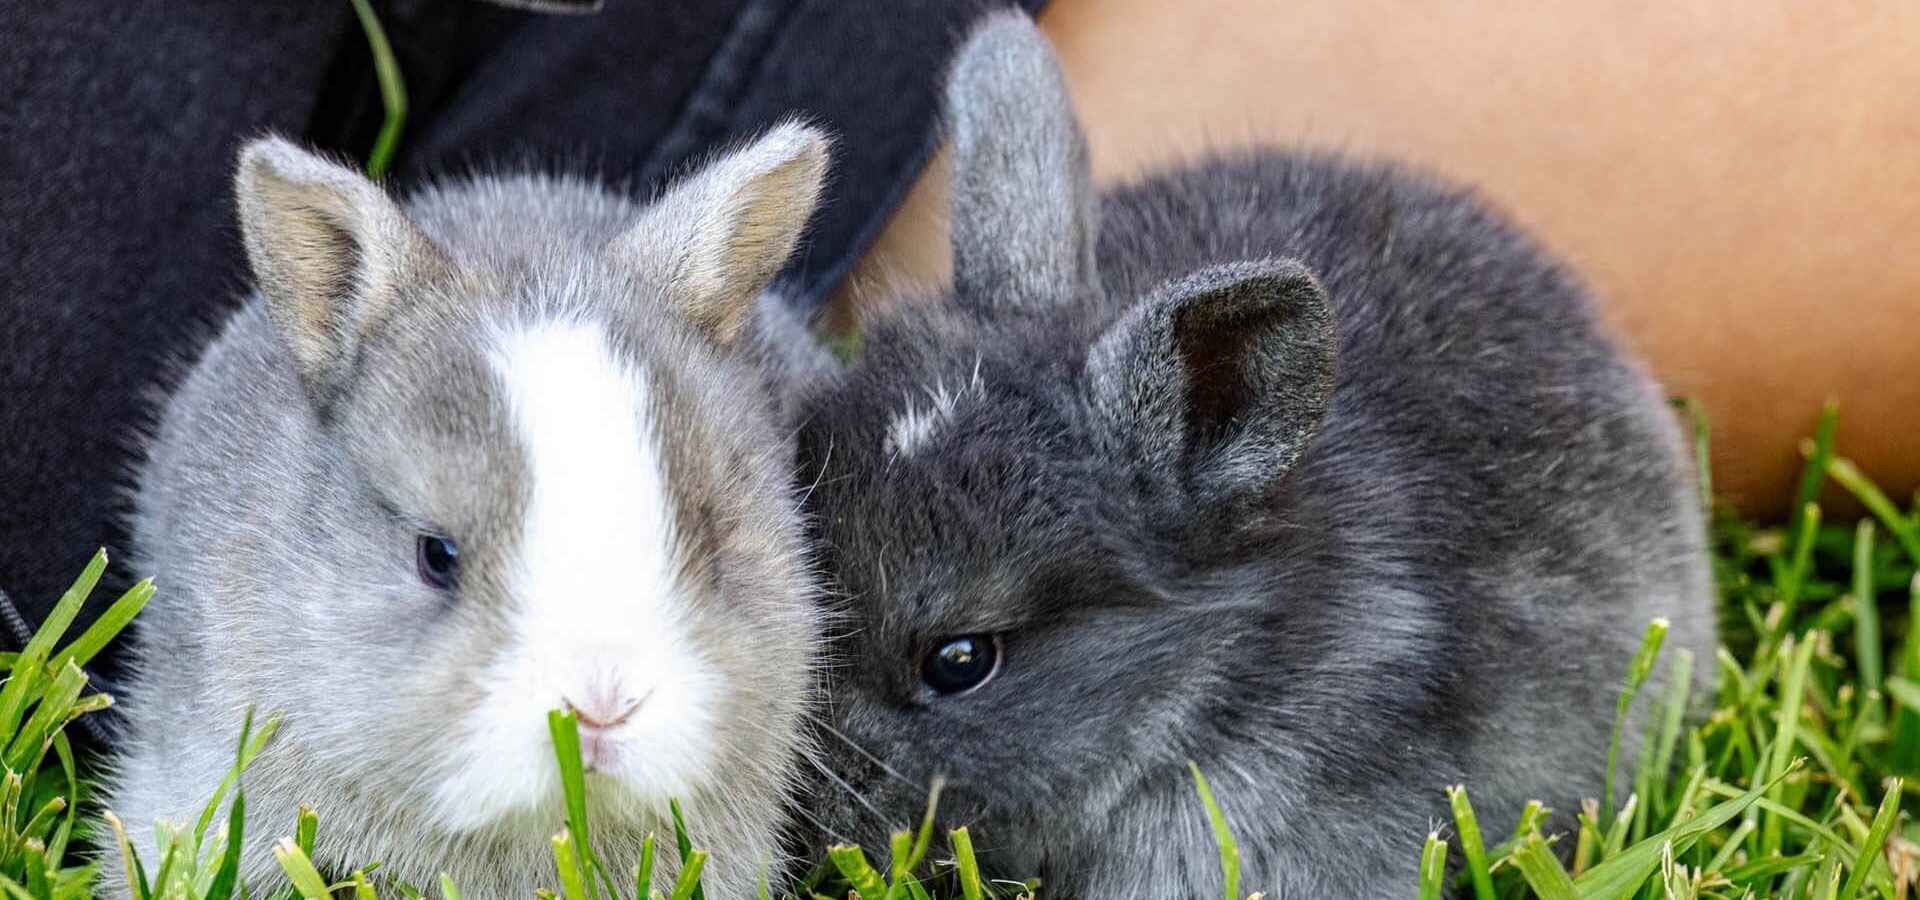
left=430, top=319, right=718, bottom=831
left=884, top=359, right=985, bottom=458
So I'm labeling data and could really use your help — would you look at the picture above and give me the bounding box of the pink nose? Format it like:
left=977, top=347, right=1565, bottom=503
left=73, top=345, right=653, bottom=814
left=562, top=691, right=644, bottom=732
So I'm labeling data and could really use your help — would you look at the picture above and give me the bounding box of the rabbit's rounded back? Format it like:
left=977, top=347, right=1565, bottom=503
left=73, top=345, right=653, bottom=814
left=792, top=13, right=1714, bottom=897
left=109, top=127, right=832, bottom=896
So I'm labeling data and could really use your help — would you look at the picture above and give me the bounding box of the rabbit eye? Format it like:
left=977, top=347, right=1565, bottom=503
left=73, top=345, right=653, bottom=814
left=416, top=534, right=460, bottom=589
left=921, top=635, right=1000, bottom=695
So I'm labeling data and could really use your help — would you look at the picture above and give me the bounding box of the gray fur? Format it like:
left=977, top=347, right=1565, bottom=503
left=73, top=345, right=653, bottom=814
left=788, top=13, right=1716, bottom=898
left=749, top=289, right=844, bottom=428
left=947, top=13, right=1097, bottom=309
left=109, top=128, right=831, bottom=897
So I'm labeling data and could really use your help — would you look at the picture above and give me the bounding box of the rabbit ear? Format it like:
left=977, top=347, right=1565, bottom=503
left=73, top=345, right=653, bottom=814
left=235, top=136, right=445, bottom=406
left=945, top=11, right=1098, bottom=310
left=614, top=121, right=831, bottom=347
left=1087, top=259, right=1338, bottom=503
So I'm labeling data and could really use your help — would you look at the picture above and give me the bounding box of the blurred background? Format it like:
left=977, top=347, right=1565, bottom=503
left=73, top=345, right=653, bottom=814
left=3, top=0, right=1916, bottom=628
left=844, top=0, right=1920, bottom=519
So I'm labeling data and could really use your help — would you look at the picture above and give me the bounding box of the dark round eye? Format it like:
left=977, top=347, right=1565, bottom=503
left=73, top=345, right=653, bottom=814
left=921, top=635, right=1000, bottom=695
left=416, top=534, right=460, bottom=589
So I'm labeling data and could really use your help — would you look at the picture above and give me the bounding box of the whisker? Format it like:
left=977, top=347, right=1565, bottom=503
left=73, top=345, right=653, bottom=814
left=782, top=792, right=854, bottom=846
left=816, top=721, right=928, bottom=796
left=798, top=436, right=836, bottom=505
left=805, top=750, right=894, bottom=830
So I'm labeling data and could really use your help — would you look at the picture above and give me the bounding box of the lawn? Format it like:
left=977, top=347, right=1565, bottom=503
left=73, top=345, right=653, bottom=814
left=0, top=401, right=1914, bottom=899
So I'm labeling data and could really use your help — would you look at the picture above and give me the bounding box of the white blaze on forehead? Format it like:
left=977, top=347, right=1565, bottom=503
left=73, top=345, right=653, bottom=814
left=883, top=362, right=985, bottom=458
left=432, top=319, right=718, bottom=830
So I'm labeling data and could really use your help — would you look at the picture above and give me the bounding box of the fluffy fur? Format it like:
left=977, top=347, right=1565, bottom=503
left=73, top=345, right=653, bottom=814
left=107, top=127, right=829, bottom=897
left=785, top=13, right=1717, bottom=898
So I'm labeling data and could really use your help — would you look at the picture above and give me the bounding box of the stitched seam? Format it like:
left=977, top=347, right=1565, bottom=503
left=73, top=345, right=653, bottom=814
left=636, top=0, right=806, bottom=189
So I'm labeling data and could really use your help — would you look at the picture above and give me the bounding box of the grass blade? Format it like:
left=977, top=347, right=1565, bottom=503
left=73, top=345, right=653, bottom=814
left=274, top=839, right=333, bottom=900
left=1763, top=636, right=1817, bottom=854
left=828, top=845, right=888, bottom=900
left=204, top=785, right=246, bottom=900
left=1416, top=832, right=1448, bottom=900
left=1886, top=676, right=1920, bottom=710
left=1835, top=777, right=1902, bottom=900
left=9, top=797, right=64, bottom=864
left=48, top=577, right=153, bottom=674
left=46, top=733, right=77, bottom=865
left=902, top=778, right=943, bottom=875
left=1188, top=761, right=1243, bottom=900
left=1852, top=520, right=1883, bottom=693
left=950, top=829, right=983, bottom=900
left=1446, top=786, right=1497, bottom=900
left=102, top=813, right=148, bottom=900
left=1893, top=573, right=1920, bottom=769
left=1606, top=619, right=1669, bottom=819
left=669, top=850, right=708, bottom=900
left=547, top=710, right=604, bottom=899
left=635, top=832, right=657, bottom=897
left=296, top=804, right=318, bottom=857
left=1791, top=402, right=1839, bottom=534
left=1509, top=834, right=1577, bottom=900
left=1778, top=503, right=1822, bottom=618
left=553, top=831, right=588, bottom=900
left=345, top=0, right=407, bottom=177
left=4, top=661, right=85, bottom=773
left=669, top=798, right=706, bottom=900
left=19, top=552, right=105, bottom=663
left=1574, top=761, right=1794, bottom=896
left=1510, top=800, right=1547, bottom=845
left=21, top=840, right=47, bottom=898
left=1721, top=851, right=1819, bottom=884
left=1675, top=398, right=1713, bottom=513
left=0, top=551, right=105, bottom=741
left=195, top=709, right=283, bottom=847
left=1649, top=648, right=1696, bottom=818
left=885, top=830, right=912, bottom=899
left=1825, top=454, right=1920, bottom=564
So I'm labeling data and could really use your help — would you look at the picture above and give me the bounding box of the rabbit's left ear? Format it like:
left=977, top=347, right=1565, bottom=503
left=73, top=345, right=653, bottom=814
left=1086, top=259, right=1338, bottom=503
left=944, top=11, right=1098, bottom=310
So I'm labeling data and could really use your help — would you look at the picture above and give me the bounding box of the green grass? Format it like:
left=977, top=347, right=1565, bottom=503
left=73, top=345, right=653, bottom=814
left=346, top=0, right=406, bottom=180
left=1425, top=402, right=1919, bottom=899
left=1, top=401, right=1915, bottom=898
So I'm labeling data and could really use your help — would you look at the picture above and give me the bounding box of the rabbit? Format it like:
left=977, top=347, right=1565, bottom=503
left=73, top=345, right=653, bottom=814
left=782, top=12, right=1717, bottom=898
left=105, top=124, right=833, bottom=898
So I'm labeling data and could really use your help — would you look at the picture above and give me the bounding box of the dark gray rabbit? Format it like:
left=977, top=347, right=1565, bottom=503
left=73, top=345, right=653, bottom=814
left=785, top=12, right=1716, bottom=898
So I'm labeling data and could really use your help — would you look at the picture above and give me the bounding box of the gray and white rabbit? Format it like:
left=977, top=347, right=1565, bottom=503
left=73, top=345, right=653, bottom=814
left=785, top=13, right=1716, bottom=898
left=107, top=125, right=832, bottom=897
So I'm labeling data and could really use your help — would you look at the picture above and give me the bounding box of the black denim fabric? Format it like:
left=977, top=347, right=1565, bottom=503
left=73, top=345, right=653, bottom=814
left=0, top=0, right=1047, bottom=707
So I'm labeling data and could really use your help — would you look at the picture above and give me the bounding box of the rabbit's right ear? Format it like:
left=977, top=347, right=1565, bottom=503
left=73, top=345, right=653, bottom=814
left=1086, top=259, right=1338, bottom=506
left=236, top=137, right=444, bottom=407
left=945, top=12, right=1097, bottom=310
left=612, top=122, right=831, bottom=347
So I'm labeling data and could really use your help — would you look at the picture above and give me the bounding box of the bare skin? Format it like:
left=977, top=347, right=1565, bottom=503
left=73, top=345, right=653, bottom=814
left=833, top=0, right=1920, bottom=517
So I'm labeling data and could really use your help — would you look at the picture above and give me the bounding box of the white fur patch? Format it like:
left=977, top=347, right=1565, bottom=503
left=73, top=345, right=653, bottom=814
left=432, top=320, right=718, bottom=830
left=883, top=362, right=984, bottom=458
